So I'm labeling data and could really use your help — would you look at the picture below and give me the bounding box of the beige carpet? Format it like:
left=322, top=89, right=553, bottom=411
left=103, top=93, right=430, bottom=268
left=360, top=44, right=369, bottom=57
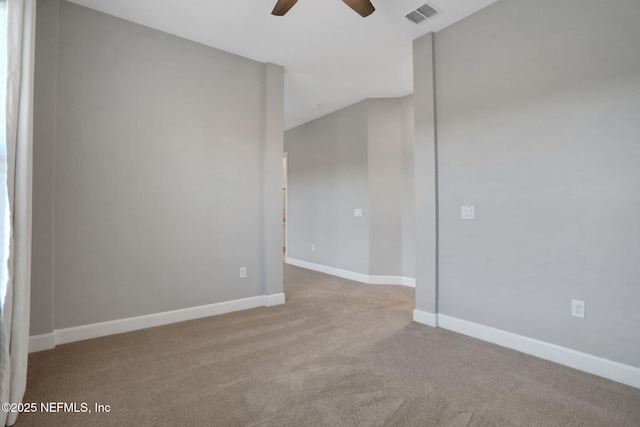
left=18, top=264, right=640, bottom=426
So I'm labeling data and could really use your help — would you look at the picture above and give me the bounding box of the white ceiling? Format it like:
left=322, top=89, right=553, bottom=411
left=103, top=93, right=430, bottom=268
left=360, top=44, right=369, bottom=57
left=67, top=0, right=497, bottom=130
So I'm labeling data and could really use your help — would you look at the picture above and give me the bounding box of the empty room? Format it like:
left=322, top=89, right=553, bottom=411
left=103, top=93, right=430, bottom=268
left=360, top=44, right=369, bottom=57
left=0, top=0, right=639, bottom=426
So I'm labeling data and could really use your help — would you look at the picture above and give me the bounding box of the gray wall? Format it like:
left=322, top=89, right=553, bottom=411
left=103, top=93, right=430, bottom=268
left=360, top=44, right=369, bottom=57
left=32, top=0, right=59, bottom=335
left=285, top=102, right=370, bottom=274
left=433, top=0, right=640, bottom=367
left=368, top=98, right=403, bottom=276
left=285, top=98, right=414, bottom=278
left=413, top=34, right=437, bottom=314
left=262, top=64, right=286, bottom=296
left=32, top=1, right=283, bottom=333
left=400, top=95, right=415, bottom=279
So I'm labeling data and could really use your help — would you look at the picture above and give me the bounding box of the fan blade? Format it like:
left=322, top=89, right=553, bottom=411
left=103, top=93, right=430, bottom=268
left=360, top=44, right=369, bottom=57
left=272, top=0, right=298, bottom=16
left=343, top=0, right=375, bottom=17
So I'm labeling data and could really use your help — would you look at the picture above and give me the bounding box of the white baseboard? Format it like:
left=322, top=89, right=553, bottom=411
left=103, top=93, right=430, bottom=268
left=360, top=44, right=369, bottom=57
left=437, top=314, right=640, bottom=390
left=29, top=293, right=286, bottom=353
left=400, top=277, right=416, bottom=287
left=369, top=276, right=416, bottom=287
left=287, top=257, right=370, bottom=282
left=28, top=333, right=56, bottom=353
left=264, top=293, right=285, bottom=307
left=286, top=257, right=415, bottom=287
left=413, top=309, right=438, bottom=327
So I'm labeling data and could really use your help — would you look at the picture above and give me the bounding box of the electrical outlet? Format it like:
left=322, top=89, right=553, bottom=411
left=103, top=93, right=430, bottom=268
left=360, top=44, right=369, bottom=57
left=239, top=267, right=247, bottom=279
left=461, top=206, right=475, bottom=220
left=311, top=244, right=315, bottom=252
left=354, top=209, right=363, bottom=217
left=571, top=300, right=585, bottom=318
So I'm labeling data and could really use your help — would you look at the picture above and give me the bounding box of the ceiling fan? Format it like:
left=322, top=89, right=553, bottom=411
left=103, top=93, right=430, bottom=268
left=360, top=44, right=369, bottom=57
left=271, top=0, right=375, bottom=17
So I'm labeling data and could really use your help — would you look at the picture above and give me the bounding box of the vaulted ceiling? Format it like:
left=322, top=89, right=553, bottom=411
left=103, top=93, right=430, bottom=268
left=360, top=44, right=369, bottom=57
left=67, top=0, right=497, bottom=129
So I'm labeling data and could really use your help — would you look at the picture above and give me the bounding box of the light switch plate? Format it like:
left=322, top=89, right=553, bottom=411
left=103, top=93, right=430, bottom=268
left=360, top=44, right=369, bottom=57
left=461, top=206, right=475, bottom=220
left=354, top=209, right=363, bottom=217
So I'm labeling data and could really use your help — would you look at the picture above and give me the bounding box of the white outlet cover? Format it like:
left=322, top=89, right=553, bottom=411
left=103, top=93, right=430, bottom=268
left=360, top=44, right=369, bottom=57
left=571, top=300, right=585, bottom=318
left=354, top=209, right=363, bottom=217
left=461, top=206, right=475, bottom=220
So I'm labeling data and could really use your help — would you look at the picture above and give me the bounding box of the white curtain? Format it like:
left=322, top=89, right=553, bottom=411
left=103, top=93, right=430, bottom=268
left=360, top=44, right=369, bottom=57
left=0, top=0, right=35, bottom=425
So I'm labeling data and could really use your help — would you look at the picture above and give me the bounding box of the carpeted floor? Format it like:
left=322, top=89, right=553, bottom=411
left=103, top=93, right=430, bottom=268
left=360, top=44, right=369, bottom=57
left=18, top=264, right=640, bottom=426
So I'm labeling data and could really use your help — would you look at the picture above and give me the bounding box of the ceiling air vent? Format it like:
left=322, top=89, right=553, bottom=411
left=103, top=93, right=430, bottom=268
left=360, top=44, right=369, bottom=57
left=406, top=3, right=439, bottom=24
left=406, top=11, right=426, bottom=24
left=417, top=3, right=438, bottom=18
